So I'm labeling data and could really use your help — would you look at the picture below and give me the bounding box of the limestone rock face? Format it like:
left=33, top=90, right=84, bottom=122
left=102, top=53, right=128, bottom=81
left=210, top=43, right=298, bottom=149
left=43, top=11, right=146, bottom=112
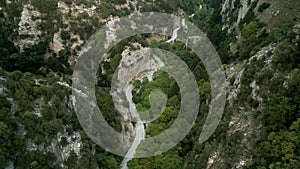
left=221, top=0, right=254, bottom=31
left=110, top=46, right=164, bottom=134
left=50, top=30, right=65, bottom=54
left=15, top=4, right=42, bottom=51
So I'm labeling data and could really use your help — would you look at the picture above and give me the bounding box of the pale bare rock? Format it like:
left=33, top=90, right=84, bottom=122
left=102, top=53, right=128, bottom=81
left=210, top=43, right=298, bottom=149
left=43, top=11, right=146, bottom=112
left=70, top=33, right=84, bottom=50
left=50, top=29, right=65, bottom=54
left=58, top=1, right=70, bottom=14
left=206, top=151, right=222, bottom=169
left=237, top=0, right=252, bottom=26
left=69, top=2, right=97, bottom=17
left=15, top=4, right=42, bottom=51
left=5, top=0, right=11, bottom=5
left=232, top=159, right=248, bottom=169
left=250, top=80, right=263, bottom=104
left=110, top=47, right=164, bottom=168
left=227, top=67, right=245, bottom=101
left=221, top=0, right=256, bottom=32
left=50, top=131, right=82, bottom=168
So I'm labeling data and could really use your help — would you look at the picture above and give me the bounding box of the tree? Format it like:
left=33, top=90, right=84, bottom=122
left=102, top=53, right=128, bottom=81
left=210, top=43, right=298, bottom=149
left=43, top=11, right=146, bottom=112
left=0, top=95, right=11, bottom=120
left=241, top=21, right=259, bottom=41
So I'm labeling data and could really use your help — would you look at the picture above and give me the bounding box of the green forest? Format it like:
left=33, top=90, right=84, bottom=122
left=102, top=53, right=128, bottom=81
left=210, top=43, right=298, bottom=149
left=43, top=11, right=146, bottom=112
left=0, top=0, right=300, bottom=168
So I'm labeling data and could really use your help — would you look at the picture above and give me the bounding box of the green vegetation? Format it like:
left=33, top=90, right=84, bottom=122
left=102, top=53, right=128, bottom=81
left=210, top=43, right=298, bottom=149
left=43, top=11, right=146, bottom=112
left=0, top=0, right=300, bottom=168
left=258, top=3, right=270, bottom=13
left=132, top=71, right=180, bottom=136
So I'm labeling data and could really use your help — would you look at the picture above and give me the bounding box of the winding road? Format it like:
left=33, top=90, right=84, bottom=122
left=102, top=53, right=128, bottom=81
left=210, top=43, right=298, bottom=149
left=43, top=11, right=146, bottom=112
left=119, top=26, right=181, bottom=167
left=121, top=85, right=145, bottom=169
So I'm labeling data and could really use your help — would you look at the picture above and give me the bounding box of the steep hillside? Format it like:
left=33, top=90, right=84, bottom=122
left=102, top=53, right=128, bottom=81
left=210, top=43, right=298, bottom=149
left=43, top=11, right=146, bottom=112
left=0, top=0, right=299, bottom=169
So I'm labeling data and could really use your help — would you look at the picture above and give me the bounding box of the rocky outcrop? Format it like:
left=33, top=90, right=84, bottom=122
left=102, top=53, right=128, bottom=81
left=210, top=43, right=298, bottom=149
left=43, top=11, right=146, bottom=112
left=221, top=0, right=257, bottom=32
left=111, top=46, right=164, bottom=168
left=15, top=4, right=42, bottom=51
left=111, top=46, right=164, bottom=131
left=206, top=39, right=278, bottom=169
left=50, top=30, right=65, bottom=54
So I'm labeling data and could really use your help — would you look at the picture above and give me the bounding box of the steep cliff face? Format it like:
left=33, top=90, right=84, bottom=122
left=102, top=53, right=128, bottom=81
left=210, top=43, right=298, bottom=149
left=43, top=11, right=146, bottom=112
left=202, top=0, right=300, bottom=168
left=206, top=43, right=278, bottom=169
left=221, top=0, right=255, bottom=32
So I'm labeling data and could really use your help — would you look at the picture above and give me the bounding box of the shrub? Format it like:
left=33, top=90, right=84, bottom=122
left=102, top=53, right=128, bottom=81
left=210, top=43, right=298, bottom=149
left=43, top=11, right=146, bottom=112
left=258, top=3, right=270, bottom=13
